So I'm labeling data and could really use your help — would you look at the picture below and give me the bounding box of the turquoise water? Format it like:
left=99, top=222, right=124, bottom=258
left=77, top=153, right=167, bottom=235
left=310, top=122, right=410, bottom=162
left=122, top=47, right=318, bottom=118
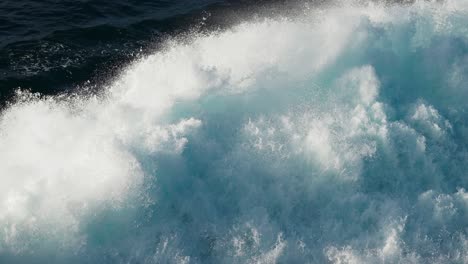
left=1, top=1, right=468, bottom=263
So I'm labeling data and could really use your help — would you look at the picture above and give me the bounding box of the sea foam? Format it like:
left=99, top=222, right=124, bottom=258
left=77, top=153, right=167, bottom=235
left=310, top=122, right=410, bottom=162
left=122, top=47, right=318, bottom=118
left=1, top=1, right=468, bottom=263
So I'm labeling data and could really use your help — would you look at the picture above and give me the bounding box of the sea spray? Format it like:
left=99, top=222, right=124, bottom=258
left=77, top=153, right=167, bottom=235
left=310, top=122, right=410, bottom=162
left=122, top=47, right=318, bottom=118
left=1, top=1, right=468, bottom=263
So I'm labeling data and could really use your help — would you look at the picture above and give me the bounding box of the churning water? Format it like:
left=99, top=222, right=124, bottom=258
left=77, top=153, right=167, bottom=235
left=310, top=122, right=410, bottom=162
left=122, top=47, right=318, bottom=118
left=1, top=0, right=468, bottom=263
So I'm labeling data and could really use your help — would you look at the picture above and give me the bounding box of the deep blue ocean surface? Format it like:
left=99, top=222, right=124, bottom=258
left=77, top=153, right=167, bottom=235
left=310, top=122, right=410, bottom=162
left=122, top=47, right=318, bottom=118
left=1, top=0, right=230, bottom=104
left=1, top=0, right=468, bottom=263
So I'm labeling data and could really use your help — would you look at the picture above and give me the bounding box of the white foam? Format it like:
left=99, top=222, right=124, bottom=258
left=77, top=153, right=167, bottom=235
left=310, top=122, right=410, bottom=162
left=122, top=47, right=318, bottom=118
left=243, top=65, right=386, bottom=179
left=1, top=0, right=468, bottom=260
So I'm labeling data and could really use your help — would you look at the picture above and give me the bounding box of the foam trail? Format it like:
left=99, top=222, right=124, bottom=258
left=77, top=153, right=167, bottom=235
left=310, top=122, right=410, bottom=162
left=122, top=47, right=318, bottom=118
left=1, top=0, right=468, bottom=263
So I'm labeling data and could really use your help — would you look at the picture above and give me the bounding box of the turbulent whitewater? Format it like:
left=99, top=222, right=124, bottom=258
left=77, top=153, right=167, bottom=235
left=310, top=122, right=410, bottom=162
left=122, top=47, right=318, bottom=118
left=1, top=1, right=468, bottom=263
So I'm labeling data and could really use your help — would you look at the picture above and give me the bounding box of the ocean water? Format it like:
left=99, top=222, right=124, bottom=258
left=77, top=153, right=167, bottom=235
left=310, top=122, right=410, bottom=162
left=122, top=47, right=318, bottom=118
left=1, top=0, right=468, bottom=263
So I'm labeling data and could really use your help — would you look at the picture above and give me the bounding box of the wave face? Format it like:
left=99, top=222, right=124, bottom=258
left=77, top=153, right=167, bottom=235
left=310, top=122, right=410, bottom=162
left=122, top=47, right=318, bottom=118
left=1, top=1, right=468, bottom=263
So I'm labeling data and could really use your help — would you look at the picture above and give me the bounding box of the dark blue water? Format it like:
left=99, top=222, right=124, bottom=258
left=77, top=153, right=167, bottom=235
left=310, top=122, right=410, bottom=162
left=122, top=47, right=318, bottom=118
left=1, top=1, right=468, bottom=263
left=1, top=0, right=274, bottom=105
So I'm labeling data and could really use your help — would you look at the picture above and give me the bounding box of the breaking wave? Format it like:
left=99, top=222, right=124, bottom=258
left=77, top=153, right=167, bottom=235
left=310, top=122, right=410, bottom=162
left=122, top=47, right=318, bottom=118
left=1, top=1, right=468, bottom=263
